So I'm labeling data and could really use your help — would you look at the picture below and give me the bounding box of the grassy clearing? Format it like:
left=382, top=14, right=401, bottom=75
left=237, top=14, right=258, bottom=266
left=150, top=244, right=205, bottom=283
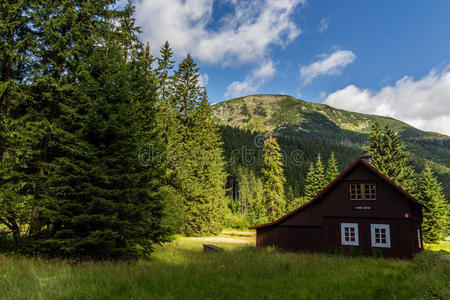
left=425, top=241, right=450, bottom=252
left=0, top=231, right=449, bottom=300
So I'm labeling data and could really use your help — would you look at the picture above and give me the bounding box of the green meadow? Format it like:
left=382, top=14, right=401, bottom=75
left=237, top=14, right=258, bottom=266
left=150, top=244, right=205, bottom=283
left=0, top=231, right=448, bottom=300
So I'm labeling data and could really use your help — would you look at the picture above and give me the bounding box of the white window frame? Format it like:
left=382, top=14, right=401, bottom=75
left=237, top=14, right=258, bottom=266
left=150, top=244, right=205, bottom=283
left=341, top=223, right=359, bottom=246
left=371, top=224, right=391, bottom=248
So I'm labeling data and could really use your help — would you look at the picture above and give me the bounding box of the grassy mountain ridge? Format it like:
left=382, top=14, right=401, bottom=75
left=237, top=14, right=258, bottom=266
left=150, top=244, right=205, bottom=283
left=213, top=95, right=450, bottom=201
left=213, top=94, right=450, bottom=167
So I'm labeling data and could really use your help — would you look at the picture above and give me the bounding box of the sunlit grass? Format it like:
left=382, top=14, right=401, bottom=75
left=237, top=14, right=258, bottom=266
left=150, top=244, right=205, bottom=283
left=0, top=231, right=448, bottom=300
left=425, top=241, right=450, bottom=252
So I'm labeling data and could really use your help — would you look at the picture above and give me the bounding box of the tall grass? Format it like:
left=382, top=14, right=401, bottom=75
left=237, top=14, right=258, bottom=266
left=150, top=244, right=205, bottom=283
left=0, top=236, right=448, bottom=299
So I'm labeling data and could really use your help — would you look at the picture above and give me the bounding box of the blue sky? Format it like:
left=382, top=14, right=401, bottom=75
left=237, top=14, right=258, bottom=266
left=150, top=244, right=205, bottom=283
left=133, top=0, right=450, bottom=135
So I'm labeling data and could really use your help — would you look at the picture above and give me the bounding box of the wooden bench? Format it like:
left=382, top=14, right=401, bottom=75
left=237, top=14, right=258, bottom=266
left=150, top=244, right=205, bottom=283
left=203, top=244, right=223, bottom=252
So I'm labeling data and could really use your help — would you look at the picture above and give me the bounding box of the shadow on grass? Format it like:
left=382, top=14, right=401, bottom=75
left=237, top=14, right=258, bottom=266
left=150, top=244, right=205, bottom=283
left=0, top=242, right=448, bottom=300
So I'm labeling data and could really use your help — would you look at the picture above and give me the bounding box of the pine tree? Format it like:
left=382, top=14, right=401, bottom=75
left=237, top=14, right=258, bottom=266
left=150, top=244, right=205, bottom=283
left=0, top=0, right=39, bottom=243
left=262, top=134, right=286, bottom=221
left=416, top=164, right=449, bottom=243
left=156, top=41, right=175, bottom=102
left=167, top=54, right=227, bottom=235
left=187, top=91, right=227, bottom=234
left=20, top=0, right=122, bottom=243
left=116, top=0, right=142, bottom=64
left=236, top=166, right=265, bottom=225
left=284, top=185, right=295, bottom=213
left=155, top=42, right=179, bottom=160
left=125, top=16, right=170, bottom=245
left=3, top=1, right=169, bottom=258
left=326, top=152, right=339, bottom=184
left=303, top=154, right=327, bottom=201
left=303, top=163, right=317, bottom=200
left=286, top=196, right=308, bottom=212
left=248, top=176, right=265, bottom=225
left=368, top=122, right=415, bottom=193
left=314, top=153, right=327, bottom=189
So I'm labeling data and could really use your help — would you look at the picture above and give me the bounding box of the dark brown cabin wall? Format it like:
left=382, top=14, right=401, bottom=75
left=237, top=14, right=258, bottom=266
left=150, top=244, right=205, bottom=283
left=346, top=164, right=380, bottom=181
left=410, top=220, right=424, bottom=254
left=411, top=204, right=423, bottom=222
left=322, top=165, right=414, bottom=220
left=256, top=226, right=322, bottom=251
left=280, top=200, right=323, bottom=227
left=256, top=227, right=277, bottom=247
left=322, top=217, right=417, bottom=258
left=275, top=226, right=322, bottom=251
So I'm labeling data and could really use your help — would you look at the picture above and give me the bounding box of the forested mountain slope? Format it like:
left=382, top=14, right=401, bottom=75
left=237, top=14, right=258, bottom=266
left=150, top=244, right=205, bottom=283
left=213, top=95, right=450, bottom=201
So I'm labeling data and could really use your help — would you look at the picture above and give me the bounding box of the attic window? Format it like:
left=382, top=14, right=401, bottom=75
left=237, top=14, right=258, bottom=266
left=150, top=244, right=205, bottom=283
left=350, top=184, right=376, bottom=200
left=364, top=184, right=376, bottom=199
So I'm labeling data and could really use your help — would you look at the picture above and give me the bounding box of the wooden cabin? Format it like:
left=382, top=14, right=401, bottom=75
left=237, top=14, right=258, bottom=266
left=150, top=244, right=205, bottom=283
left=250, top=156, right=424, bottom=258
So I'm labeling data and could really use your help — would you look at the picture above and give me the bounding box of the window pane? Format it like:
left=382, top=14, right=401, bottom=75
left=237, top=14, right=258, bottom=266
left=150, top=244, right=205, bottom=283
left=350, top=184, right=362, bottom=199
left=363, top=184, right=376, bottom=199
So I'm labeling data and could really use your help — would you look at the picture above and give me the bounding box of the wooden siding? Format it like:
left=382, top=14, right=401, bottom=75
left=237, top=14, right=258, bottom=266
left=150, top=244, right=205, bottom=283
left=253, top=158, right=423, bottom=259
left=279, top=200, right=323, bottom=227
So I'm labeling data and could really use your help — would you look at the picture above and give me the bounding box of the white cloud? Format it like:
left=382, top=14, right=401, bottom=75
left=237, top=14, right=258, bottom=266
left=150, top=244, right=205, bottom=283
left=300, top=50, right=356, bottom=84
left=319, top=17, right=329, bottom=33
left=324, top=66, right=450, bottom=136
left=225, top=61, right=276, bottom=98
left=199, top=73, right=209, bottom=87
left=135, top=0, right=303, bottom=65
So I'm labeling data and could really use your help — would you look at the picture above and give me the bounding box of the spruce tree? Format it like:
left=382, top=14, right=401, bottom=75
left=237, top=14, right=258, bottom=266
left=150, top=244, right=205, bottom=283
left=116, top=0, right=142, bottom=64
left=284, top=186, right=295, bottom=213
left=236, top=166, right=265, bottom=225
left=0, top=0, right=38, bottom=243
left=156, top=41, right=175, bottom=102
left=314, top=153, right=327, bottom=189
left=326, top=152, right=339, bottom=183
left=368, top=122, right=415, bottom=193
left=303, top=163, right=317, bottom=201
left=416, top=164, right=449, bottom=243
left=3, top=0, right=169, bottom=258
left=155, top=42, right=178, bottom=177
left=303, top=154, right=327, bottom=201
left=286, top=196, right=308, bottom=212
left=187, top=91, right=227, bottom=234
left=39, top=38, right=167, bottom=258
left=262, top=134, right=286, bottom=221
left=22, top=0, right=121, bottom=243
left=124, top=13, right=170, bottom=246
left=167, top=54, right=227, bottom=235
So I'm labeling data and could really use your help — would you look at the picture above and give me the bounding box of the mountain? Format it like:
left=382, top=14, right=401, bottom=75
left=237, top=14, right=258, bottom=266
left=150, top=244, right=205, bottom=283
left=213, top=94, right=450, bottom=201
left=213, top=94, right=450, bottom=167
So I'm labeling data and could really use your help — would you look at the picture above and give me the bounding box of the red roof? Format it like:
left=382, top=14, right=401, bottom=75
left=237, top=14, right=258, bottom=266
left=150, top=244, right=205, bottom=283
left=249, top=157, right=423, bottom=230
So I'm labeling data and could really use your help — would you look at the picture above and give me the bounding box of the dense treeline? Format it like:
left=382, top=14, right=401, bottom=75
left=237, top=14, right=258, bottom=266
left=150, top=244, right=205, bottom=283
left=0, top=1, right=226, bottom=258
left=220, top=125, right=362, bottom=226
left=221, top=125, right=362, bottom=196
